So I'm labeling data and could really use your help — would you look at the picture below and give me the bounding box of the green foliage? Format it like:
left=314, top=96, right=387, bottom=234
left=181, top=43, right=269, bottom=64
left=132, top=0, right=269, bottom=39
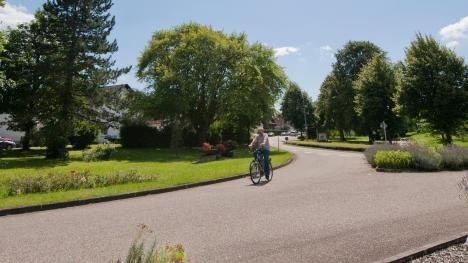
left=33, top=0, right=129, bottom=158
left=69, top=121, right=99, bottom=149
left=398, top=34, right=468, bottom=145
left=82, top=143, right=116, bottom=161
left=324, top=41, right=384, bottom=140
left=364, top=144, right=401, bottom=166
left=287, top=140, right=369, bottom=152
left=0, top=24, right=43, bottom=149
left=374, top=150, right=413, bottom=169
left=281, top=82, right=316, bottom=134
left=137, top=23, right=287, bottom=144
left=354, top=55, right=401, bottom=142
left=120, top=123, right=171, bottom=148
left=6, top=170, right=152, bottom=196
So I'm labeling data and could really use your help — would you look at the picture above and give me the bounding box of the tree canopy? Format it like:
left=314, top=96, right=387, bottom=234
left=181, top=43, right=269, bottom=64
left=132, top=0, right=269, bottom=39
left=354, top=55, right=400, bottom=142
left=281, top=82, right=315, bottom=136
left=397, top=34, right=468, bottom=144
left=32, top=0, right=129, bottom=158
left=137, top=23, right=287, bottom=144
left=319, top=41, right=384, bottom=140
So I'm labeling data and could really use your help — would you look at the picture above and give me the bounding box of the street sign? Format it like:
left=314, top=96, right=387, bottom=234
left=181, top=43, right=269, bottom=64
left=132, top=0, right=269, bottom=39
left=380, top=121, right=388, bottom=143
left=380, top=121, right=387, bottom=129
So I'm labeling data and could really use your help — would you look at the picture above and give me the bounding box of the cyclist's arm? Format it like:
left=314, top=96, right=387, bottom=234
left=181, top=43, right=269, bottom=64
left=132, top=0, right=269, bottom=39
left=249, top=135, right=257, bottom=148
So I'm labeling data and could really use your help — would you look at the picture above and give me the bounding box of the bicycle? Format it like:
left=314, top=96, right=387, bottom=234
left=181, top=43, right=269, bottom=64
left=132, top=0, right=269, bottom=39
left=249, top=148, right=273, bottom=184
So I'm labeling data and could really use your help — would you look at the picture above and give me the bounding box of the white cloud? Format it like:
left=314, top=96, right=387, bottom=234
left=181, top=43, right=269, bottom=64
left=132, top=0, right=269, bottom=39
left=319, top=45, right=333, bottom=52
left=446, top=40, right=459, bottom=49
left=0, top=3, right=34, bottom=30
left=439, top=16, right=468, bottom=49
left=274, top=46, right=299, bottom=57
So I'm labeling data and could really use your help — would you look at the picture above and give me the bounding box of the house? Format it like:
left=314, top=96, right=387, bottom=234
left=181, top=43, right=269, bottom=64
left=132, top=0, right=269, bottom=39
left=95, top=84, right=132, bottom=143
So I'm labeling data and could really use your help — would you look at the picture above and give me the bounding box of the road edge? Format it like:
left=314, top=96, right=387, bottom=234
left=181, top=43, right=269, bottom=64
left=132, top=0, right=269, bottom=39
left=374, top=232, right=468, bottom=263
left=0, top=153, right=296, bottom=217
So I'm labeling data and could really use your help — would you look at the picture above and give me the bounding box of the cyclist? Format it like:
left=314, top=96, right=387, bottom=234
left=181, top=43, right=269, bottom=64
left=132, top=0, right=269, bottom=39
left=248, top=127, right=270, bottom=179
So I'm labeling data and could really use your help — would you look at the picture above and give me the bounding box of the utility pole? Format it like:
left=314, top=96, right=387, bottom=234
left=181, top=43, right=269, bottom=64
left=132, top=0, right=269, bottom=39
left=302, top=92, right=308, bottom=140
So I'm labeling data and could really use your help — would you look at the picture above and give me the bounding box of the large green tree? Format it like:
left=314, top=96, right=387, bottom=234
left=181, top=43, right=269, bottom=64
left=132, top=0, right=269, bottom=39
left=0, top=0, right=7, bottom=113
left=1, top=24, right=44, bottom=149
left=281, top=82, right=315, bottom=137
left=316, top=73, right=340, bottom=133
left=34, top=0, right=129, bottom=158
left=354, top=55, right=399, bottom=143
left=137, top=23, right=287, bottom=144
left=331, top=41, right=384, bottom=140
left=398, top=34, right=468, bottom=144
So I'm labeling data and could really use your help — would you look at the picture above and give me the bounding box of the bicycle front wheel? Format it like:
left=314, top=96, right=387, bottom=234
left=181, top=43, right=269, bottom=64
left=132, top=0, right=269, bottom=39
left=250, top=161, right=261, bottom=184
left=267, top=161, right=273, bottom=182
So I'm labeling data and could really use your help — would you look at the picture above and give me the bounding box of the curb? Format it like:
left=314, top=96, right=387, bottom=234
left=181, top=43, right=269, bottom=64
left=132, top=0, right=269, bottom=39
left=0, top=154, right=296, bottom=217
left=285, top=142, right=366, bottom=152
left=375, top=168, right=433, bottom=173
left=375, top=232, right=468, bottom=263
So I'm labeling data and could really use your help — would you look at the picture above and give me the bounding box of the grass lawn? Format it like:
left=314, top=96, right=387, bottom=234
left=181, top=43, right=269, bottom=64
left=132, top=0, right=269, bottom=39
left=0, top=146, right=292, bottom=209
left=408, top=132, right=468, bottom=148
left=286, top=139, right=370, bottom=151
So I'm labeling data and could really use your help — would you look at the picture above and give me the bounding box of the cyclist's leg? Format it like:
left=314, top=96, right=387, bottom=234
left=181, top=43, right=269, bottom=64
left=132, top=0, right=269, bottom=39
left=262, top=149, right=270, bottom=177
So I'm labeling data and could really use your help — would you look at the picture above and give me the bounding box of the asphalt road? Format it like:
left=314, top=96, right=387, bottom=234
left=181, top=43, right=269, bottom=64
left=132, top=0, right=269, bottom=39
left=1, top=143, right=467, bottom=263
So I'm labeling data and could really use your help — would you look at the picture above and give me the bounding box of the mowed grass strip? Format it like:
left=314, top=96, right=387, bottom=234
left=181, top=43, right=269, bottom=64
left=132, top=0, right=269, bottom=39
left=0, top=147, right=292, bottom=209
left=408, top=132, right=468, bottom=148
left=286, top=139, right=369, bottom=151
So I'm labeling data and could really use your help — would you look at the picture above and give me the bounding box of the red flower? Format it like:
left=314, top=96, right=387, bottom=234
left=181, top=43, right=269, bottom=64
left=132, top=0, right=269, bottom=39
left=202, top=142, right=212, bottom=152
left=216, top=143, right=226, bottom=153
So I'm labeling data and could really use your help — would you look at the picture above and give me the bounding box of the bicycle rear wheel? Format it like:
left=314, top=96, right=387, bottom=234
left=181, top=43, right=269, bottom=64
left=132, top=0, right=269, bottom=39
left=250, top=161, right=261, bottom=184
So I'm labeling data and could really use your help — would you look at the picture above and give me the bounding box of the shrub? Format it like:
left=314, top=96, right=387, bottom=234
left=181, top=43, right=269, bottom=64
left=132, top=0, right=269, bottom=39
left=437, top=145, right=468, bottom=170
left=364, top=144, right=401, bottom=167
left=118, top=224, right=186, bottom=263
left=69, top=121, right=99, bottom=149
left=83, top=143, right=116, bottom=161
left=406, top=144, right=441, bottom=171
left=365, top=143, right=442, bottom=171
left=374, top=150, right=413, bottom=169
left=215, top=143, right=225, bottom=153
left=6, top=170, right=155, bottom=196
left=120, top=123, right=171, bottom=148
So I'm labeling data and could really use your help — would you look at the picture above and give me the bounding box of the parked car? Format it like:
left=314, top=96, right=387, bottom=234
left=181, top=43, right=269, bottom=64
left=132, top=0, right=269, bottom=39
left=280, top=132, right=288, bottom=136
left=268, top=132, right=275, bottom=137
left=0, top=137, right=16, bottom=150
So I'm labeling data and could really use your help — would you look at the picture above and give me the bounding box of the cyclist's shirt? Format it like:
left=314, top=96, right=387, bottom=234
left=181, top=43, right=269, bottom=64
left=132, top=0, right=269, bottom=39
left=253, top=133, right=270, bottom=151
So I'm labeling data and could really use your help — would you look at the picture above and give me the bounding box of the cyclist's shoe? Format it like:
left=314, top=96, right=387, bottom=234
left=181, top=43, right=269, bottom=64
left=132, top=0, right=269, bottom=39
left=265, top=174, right=270, bottom=180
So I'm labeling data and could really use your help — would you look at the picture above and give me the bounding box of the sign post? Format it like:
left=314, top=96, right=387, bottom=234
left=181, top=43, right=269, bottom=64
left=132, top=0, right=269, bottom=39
left=277, top=134, right=280, bottom=152
left=380, top=121, right=388, bottom=143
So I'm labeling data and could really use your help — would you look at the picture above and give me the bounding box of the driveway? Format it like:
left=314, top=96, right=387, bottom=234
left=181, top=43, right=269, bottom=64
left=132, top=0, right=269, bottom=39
left=0, top=143, right=466, bottom=262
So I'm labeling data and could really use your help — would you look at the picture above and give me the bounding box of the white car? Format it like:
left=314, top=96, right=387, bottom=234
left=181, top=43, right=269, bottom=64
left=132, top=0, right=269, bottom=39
left=268, top=132, right=275, bottom=137
left=0, top=137, right=16, bottom=150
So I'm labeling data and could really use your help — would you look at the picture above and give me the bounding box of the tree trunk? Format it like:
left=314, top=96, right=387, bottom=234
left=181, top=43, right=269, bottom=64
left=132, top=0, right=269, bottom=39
left=22, top=126, right=33, bottom=151
left=339, top=130, right=346, bottom=141
left=444, top=132, right=453, bottom=145
left=368, top=132, right=374, bottom=144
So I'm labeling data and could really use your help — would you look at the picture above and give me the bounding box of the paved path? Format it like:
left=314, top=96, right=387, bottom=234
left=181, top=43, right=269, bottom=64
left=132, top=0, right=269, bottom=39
left=1, top=143, right=467, bottom=262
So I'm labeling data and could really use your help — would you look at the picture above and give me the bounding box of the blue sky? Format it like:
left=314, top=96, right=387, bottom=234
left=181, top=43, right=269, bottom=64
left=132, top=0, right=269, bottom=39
left=2, top=0, right=468, bottom=99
